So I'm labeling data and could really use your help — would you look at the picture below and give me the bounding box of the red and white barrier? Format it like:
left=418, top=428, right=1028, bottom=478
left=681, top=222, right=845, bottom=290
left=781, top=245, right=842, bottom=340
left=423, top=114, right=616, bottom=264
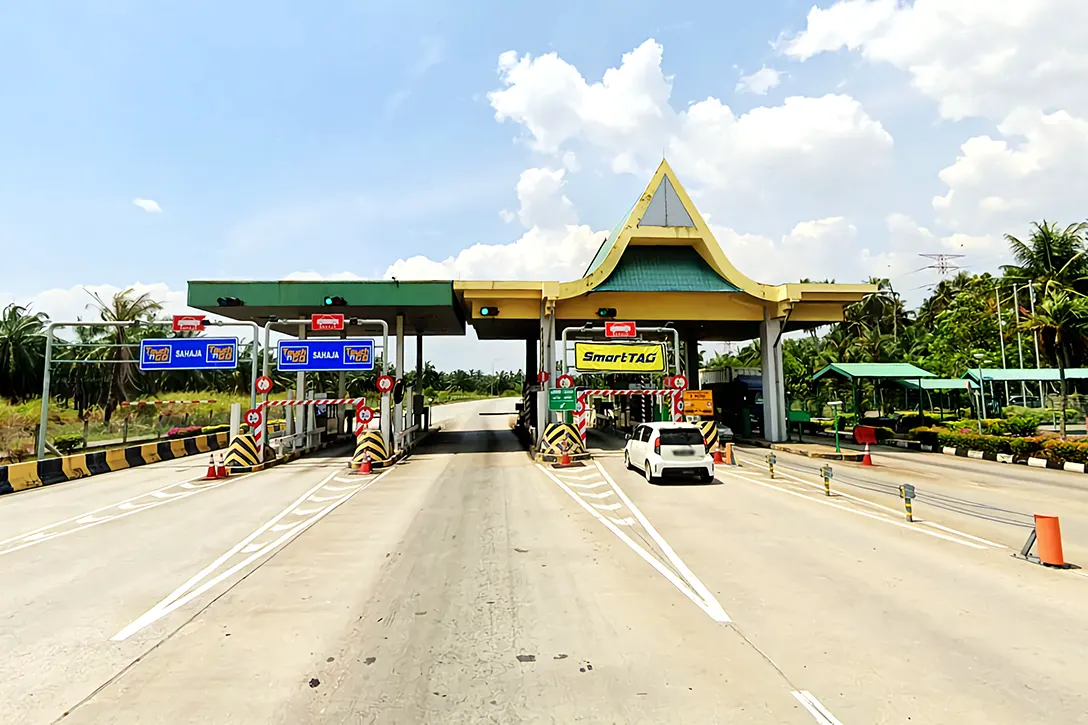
left=120, top=399, right=217, bottom=406
left=255, top=398, right=366, bottom=446
left=574, top=389, right=682, bottom=443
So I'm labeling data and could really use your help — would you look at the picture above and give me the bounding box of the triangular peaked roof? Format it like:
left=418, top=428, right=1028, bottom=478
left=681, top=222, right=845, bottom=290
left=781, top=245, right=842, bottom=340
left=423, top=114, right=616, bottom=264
left=567, top=159, right=775, bottom=301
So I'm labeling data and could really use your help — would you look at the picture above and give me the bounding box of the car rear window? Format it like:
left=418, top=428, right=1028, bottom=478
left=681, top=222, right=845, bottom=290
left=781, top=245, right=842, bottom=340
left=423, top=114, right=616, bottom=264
left=659, top=428, right=705, bottom=446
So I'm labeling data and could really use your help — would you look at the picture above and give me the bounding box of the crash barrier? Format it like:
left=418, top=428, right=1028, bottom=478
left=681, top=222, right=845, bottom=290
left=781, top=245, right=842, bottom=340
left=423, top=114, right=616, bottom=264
left=0, top=431, right=230, bottom=496
left=696, top=421, right=719, bottom=450
left=256, top=397, right=364, bottom=448
left=351, top=429, right=394, bottom=471
left=575, top=389, right=682, bottom=445
left=537, top=423, right=587, bottom=462
left=223, top=434, right=262, bottom=469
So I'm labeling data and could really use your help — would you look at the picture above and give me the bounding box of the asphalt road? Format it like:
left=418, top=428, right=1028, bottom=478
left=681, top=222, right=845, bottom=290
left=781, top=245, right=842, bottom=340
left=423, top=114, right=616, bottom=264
left=2, top=401, right=1086, bottom=723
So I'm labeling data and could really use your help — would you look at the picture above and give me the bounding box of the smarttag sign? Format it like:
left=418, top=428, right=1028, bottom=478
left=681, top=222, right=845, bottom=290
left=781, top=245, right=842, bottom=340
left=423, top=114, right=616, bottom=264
left=139, top=338, right=239, bottom=371
left=574, top=342, right=666, bottom=373
left=276, top=339, right=375, bottom=372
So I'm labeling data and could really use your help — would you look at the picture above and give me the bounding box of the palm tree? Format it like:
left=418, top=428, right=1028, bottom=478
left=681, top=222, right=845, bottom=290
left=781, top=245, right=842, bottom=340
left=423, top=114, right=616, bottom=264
left=86, top=289, right=163, bottom=422
left=1020, top=288, right=1088, bottom=436
left=1003, top=221, right=1088, bottom=295
left=0, top=304, right=49, bottom=400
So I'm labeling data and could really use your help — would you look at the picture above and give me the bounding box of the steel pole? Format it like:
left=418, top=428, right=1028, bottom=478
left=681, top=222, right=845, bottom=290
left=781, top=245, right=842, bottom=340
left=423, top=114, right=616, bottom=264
left=1029, top=284, right=1046, bottom=404
left=1013, top=284, right=1028, bottom=402
left=995, top=286, right=1010, bottom=405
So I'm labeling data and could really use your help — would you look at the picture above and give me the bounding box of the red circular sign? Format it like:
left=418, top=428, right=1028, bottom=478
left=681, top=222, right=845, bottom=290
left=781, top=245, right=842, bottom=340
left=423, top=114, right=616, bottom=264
left=255, top=376, right=273, bottom=394
left=557, top=374, right=574, bottom=389
left=376, top=375, right=395, bottom=393
left=537, top=371, right=549, bottom=383
left=356, top=406, right=375, bottom=424
left=244, top=408, right=262, bottom=427
left=671, top=374, right=688, bottom=390
left=575, top=400, right=585, bottom=414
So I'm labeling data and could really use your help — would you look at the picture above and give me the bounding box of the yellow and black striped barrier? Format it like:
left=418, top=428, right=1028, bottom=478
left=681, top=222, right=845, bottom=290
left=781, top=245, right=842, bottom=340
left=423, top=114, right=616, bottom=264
left=696, top=421, right=719, bottom=450
left=536, top=423, right=586, bottom=462
left=223, top=434, right=263, bottom=471
left=351, top=430, right=393, bottom=470
left=0, top=431, right=231, bottom=496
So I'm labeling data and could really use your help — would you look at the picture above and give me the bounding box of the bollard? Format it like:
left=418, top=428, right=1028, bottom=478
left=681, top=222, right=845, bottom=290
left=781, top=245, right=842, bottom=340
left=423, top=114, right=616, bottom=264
left=821, top=464, right=833, bottom=496
left=1035, top=514, right=1066, bottom=567
left=899, top=483, right=916, bottom=522
left=766, top=452, right=776, bottom=479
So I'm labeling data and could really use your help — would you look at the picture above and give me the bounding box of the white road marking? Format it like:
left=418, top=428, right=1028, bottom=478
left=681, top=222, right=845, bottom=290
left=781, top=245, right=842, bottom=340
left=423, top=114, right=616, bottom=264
left=569, top=480, right=610, bottom=490
left=330, top=478, right=360, bottom=486
left=592, top=502, right=623, bottom=511
left=537, top=464, right=729, bottom=623
left=556, top=470, right=600, bottom=480
left=792, top=691, right=844, bottom=724
left=736, top=452, right=1009, bottom=549
left=112, top=466, right=392, bottom=641
left=308, top=493, right=344, bottom=502
left=596, top=463, right=730, bottom=622
left=0, top=472, right=256, bottom=558
left=580, top=491, right=614, bottom=499
left=719, top=469, right=985, bottom=549
left=291, top=506, right=324, bottom=516
left=607, top=516, right=635, bottom=526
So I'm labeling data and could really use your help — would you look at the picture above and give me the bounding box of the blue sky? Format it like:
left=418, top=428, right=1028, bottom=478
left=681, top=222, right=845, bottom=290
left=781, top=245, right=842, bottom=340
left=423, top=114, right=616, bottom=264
left=3, top=0, right=1084, bottom=368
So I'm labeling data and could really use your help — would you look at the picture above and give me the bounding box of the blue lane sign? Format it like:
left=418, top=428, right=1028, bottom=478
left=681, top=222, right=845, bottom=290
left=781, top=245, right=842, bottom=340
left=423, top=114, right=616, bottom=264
left=139, top=338, right=239, bottom=371
left=277, top=339, right=375, bottom=372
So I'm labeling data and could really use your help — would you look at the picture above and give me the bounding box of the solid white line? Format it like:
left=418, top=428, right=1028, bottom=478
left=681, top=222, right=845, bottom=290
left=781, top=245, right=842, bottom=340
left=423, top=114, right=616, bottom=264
left=596, top=462, right=730, bottom=621
left=111, top=467, right=392, bottom=641
left=792, top=691, right=843, bottom=724
left=737, top=454, right=1007, bottom=549
left=719, top=469, right=985, bottom=549
left=536, top=464, right=729, bottom=623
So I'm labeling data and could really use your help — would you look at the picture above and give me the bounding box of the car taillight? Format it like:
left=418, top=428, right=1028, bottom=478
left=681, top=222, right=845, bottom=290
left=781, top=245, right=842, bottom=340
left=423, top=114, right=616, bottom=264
left=653, top=437, right=660, bottom=454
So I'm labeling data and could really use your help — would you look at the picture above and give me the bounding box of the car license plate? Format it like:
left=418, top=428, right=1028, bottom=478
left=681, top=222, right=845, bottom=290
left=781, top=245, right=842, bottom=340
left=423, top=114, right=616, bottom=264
left=673, top=448, right=695, bottom=456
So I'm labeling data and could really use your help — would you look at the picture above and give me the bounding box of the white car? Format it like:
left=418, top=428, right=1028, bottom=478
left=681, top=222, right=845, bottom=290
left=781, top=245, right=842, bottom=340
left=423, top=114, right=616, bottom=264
left=624, top=421, right=714, bottom=483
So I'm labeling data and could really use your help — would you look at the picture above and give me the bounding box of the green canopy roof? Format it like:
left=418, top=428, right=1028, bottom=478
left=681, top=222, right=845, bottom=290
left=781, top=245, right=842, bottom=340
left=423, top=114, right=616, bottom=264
left=594, top=246, right=741, bottom=293
left=963, top=368, right=1088, bottom=383
left=813, top=362, right=936, bottom=382
left=898, top=378, right=977, bottom=391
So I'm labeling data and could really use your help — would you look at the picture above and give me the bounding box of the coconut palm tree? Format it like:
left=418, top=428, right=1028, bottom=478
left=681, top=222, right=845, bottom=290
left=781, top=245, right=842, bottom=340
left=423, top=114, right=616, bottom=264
left=1002, top=221, right=1088, bottom=295
left=1019, top=288, right=1088, bottom=436
left=0, top=304, right=48, bottom=400
left=86, top=289, right=163, bottom=422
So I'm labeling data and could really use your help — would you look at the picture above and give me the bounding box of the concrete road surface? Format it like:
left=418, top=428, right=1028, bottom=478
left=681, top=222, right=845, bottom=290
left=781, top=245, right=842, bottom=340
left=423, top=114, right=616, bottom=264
left=2, top=401, right=1087, bottom=723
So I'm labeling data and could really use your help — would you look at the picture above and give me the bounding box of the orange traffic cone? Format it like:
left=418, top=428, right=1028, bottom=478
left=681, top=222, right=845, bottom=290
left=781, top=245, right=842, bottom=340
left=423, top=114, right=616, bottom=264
left=560, top=449, right=571, bottom=466
left=205, top=454, right=218, bottom=480
left=359, top=451, right=372, bottom=475
left=216, top=453, right=228, bottom=478
left=862, top=442, right=874, bottom=466
left=712, top=443, right=724, bottom=465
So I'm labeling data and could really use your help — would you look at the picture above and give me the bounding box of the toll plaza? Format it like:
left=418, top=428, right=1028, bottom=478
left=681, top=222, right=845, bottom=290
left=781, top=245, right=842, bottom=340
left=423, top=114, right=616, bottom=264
left=187, top=160, right=872, bottom=454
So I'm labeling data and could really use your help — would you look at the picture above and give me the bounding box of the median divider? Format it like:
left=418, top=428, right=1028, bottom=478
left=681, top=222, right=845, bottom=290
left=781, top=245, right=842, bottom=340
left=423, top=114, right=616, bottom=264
left=535, top=423, right=588, bottom=463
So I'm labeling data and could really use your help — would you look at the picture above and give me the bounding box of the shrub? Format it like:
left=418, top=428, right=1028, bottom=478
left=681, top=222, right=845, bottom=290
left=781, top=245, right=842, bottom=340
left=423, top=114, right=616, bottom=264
left=54, top=433, right=84, bottom=454
left=895, top=414, right=933, bottom=433
left=982, top=419, right=1008, bottom=436
left=910, top=427, right=940, bottom=447
left=1039, top=438, right=1088, bottom=465
left=200, top=424, right=231, bottom=435
left=934, top=430, right=1012, bottom=455
left=1004, top=415, right=1039, bottom=437
left=874, top=426, right=895, bottom=442
left=166, top=425, right=203, bottom=439
left=1009, top=437, right=1044, bottom=458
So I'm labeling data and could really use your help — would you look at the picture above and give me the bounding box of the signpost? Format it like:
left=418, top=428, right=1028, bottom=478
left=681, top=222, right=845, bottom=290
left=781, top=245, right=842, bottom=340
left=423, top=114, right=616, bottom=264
left=311, top=313, right=345, bottom=331
left=376, top=375, right=395, bottom=393
left=276, top=339, right=375, bottom=372
left=255, top=375, right=274, bottom=395
left=548, top=388, right=577, bottom=412
left=139, top=338, right=239, bottom=371
left=356, top=405, right=375, bottom=425
left=682, top=390, right=713, bottom=416
left=670, top=374, right=689, bottom=390
left=604, top=321, right=637, bottom=338
left=556, top=374, right=575, bottom=389
left=244, top=408, right=262, bottom=427
left=172, top=315, right=206, bottom=332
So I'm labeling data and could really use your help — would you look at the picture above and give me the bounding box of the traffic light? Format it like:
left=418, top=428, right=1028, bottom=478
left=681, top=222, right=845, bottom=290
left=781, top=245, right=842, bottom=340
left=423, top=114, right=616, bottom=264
left=596, top=307, right=617, bottom=318
left=216, top=296, right=244, bottom=307
left=323, top=296, right=347, bottom=306
left=479, top=306, right=500, bottom=317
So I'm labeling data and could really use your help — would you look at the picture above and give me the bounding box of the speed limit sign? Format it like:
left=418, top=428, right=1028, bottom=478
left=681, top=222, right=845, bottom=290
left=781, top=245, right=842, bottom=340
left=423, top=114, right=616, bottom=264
left=255, top=375, right=274, bottom=394
left=376, top=375, right=395, bottom=393
left=244, top=408, right=262, bottom=427
left=670, top=374, right=689, bottom=390
left=356, top=406, right=375, bottom=425
left=557, top=374, right=574, bottom=389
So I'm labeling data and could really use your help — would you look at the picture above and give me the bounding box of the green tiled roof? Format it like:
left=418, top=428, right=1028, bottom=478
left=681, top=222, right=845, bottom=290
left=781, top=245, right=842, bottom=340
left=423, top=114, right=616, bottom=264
left=593, top=246, right=741, bottom=292
left=812, top=363, right=936, bottom=381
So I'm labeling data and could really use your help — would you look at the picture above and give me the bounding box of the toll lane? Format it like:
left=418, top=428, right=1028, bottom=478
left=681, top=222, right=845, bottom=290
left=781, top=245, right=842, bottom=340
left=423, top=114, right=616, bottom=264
left=0, top=449, right=356, bottom=725
left=60, top=402, right=815, bottom=725
left=596, top=453, right=1088, bottom=724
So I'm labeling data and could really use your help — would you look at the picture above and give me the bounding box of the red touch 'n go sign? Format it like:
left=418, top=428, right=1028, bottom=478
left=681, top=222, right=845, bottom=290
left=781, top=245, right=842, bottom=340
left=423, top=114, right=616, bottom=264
left=311, top=313, right=345, bottom=331
left=604, top=321, right=637, bottom=338
left=172, top=315, right=206, bottom=332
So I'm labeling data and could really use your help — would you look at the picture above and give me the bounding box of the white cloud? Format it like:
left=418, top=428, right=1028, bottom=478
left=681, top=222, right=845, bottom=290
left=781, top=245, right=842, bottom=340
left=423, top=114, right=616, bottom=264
left=932, top=110, right=1088, bottom=234
left=783, top=0, right=1088, bottom=123
left=488, top=39, right=892, bottom=202
left=1, top=283, right=197, bottom=335
left=384, top=167, right=604, bottom=282
left=714, top=217, right=859, bottom=285
left=736, top=66, right=783, bottom=95
left=132, top=198, right=162, bottom=213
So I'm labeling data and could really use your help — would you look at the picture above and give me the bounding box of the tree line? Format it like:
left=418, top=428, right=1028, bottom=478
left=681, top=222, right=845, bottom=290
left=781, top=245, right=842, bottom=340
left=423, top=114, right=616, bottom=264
left=0, top=291, right=523, bottom=422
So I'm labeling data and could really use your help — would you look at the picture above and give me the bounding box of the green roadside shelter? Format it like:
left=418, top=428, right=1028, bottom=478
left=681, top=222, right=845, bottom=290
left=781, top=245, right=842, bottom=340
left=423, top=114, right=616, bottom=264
left=811, top=362, right=937, bottom=417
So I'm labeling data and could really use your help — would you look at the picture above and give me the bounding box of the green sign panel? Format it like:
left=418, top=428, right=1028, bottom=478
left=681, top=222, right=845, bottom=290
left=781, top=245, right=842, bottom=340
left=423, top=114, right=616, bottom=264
left=549, top=388, right=577, bottom=412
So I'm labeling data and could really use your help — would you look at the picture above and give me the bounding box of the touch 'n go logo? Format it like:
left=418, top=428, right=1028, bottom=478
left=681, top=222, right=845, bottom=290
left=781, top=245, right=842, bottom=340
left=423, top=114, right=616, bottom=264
left=206, top=343, right=235, bottom=362
left=345, top=345, right=371, bottom=364
left=282, top=347, right=309, bottom=364
left=144, top=345, right=171, bottom=363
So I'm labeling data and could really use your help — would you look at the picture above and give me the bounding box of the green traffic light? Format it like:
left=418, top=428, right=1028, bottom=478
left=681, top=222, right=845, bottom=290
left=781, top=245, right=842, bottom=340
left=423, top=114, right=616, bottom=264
left=324, top=296, right=333, bottom=305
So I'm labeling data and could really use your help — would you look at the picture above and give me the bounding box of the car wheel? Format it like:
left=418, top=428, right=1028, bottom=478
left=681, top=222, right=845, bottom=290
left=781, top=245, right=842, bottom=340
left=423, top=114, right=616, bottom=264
left=644, top=461, right=656, bottom=484
left=702, top=470, right=714, bottom=483
left=624, top=451, right=633, bottom=470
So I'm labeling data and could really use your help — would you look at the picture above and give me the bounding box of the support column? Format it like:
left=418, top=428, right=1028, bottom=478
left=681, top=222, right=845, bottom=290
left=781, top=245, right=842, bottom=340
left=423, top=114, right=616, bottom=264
left=525, top=338, right=538, bottom=390
left=683, top=336, right=700, bottom=389
left=295, top=323, right=306, bottom=442
left=535, top=303, right=549, bottom=445
left=394, top=314, right=404, bottom=448
left=338, top=329, right=347, bottom=435
left=415, top=334, right=424, bottom=430
left=760, top=310, right=787, bottom=442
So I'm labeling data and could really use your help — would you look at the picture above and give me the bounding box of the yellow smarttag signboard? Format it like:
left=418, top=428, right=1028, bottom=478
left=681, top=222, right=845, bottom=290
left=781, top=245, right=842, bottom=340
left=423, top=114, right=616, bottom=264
left=574, top=342, right=666, bottom=372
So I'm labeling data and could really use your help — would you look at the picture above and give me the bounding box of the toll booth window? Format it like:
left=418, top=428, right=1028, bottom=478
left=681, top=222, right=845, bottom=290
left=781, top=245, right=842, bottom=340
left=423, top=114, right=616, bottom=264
left=659, top=428, right=704, bottom=446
